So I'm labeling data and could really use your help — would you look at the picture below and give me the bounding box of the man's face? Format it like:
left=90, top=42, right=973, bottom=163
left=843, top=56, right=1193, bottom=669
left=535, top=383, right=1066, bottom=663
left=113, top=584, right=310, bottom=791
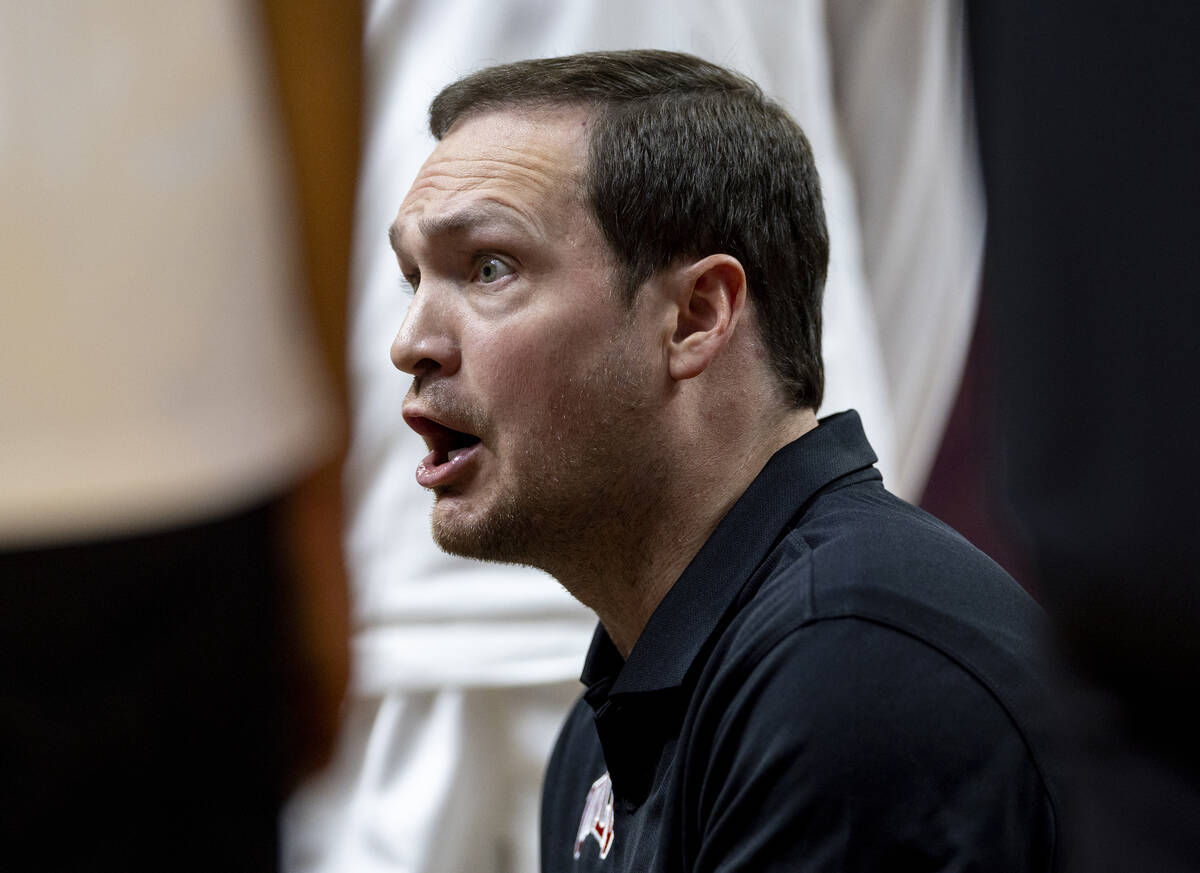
left=390, top=108, right=665, bottom=566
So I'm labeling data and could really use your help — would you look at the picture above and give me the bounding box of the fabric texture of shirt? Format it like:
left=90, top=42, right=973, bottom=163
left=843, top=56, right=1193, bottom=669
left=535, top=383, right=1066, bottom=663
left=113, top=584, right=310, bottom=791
left=542, top=411, right=1066, bottom=873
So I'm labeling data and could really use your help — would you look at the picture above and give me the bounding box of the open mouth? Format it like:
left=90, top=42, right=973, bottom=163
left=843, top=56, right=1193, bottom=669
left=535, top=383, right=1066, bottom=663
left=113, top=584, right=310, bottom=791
left=433, top=422, right=481, bottom=465
left=404, top=413, right=484, bottom=487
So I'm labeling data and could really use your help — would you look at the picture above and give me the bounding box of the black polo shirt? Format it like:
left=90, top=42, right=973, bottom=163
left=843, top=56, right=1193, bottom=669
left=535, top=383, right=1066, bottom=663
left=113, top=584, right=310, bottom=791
left=541, top=411, right=1066, bottom=873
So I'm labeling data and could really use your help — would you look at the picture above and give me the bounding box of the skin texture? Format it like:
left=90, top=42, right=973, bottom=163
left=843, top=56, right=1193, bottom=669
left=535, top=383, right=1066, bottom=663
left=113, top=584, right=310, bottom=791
left=390, top=107, right=816, bottom=656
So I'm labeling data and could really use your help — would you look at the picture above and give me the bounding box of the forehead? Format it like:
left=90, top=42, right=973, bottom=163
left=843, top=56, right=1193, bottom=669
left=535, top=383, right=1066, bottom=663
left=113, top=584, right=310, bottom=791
left=392, top=107, right=592, bottom=252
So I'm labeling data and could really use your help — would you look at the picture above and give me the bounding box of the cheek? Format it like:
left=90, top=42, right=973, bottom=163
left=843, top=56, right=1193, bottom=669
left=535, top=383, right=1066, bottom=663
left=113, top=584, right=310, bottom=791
left=473, top=329, right=579, bottom=417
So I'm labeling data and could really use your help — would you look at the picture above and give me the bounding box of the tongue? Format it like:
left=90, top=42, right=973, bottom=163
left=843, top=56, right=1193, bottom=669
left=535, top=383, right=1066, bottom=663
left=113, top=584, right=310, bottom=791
left=415, top=440, right=480, bottom=489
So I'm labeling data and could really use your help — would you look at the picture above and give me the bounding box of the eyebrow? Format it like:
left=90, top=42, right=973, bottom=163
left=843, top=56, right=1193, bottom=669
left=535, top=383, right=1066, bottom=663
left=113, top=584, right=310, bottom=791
left=388, top=206, right=533, bottom=257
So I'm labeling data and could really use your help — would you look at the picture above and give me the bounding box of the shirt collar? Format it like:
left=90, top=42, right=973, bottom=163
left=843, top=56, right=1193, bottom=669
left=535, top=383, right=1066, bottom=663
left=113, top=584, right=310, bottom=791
left=580, top=410, right=880, bottom=698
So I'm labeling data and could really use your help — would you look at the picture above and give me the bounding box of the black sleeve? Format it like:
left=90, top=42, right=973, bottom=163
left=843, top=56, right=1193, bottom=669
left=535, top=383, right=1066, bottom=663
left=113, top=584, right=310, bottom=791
left=686, top=618, right=1057, bottom=873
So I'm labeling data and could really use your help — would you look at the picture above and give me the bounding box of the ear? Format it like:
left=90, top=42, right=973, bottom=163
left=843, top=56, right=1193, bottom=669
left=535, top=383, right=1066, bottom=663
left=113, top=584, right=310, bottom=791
left=666, top=254, right=747, bottom=382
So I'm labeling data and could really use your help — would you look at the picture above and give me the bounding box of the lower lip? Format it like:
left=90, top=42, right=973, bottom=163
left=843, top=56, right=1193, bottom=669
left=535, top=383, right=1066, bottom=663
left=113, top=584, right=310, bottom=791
left=415, top=443, right=482, bottom=489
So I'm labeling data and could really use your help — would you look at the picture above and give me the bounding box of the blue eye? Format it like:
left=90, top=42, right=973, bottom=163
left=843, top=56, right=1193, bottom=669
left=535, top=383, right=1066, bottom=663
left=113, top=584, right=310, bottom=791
left=478, top=257, right=513, bottom=284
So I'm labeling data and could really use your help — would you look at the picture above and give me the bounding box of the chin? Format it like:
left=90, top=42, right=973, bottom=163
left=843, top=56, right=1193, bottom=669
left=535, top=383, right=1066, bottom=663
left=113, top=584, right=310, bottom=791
left=430, top=498, right=538, bottom=566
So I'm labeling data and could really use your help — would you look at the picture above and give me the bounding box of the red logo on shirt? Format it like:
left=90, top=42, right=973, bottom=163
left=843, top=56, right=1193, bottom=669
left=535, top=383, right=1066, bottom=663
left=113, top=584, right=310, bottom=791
left=573, top=771, right=615, bottom=860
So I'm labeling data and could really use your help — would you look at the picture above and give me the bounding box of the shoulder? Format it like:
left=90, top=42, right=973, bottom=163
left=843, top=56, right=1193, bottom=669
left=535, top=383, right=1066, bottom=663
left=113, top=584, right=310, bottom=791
left=684, top=618, right=1060, bottom=871
left=697, top=617, right=1040, bottom=776
left=799, top=479, right=1019, bottom=603
left=726, top=479, right=1062, bottom=789
left=733, top=479, right=1049, bottom=693
left=678, top=482, right=1066, bottom=868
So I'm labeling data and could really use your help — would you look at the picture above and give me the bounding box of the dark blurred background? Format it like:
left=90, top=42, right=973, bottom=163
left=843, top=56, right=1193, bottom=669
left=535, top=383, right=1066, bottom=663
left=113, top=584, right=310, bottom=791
left=923, top=3, right=1200, bottom=869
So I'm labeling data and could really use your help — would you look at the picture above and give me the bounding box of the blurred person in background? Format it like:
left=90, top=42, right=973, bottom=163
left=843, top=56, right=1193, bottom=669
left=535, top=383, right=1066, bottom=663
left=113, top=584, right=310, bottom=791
left=0, top=1, right=359, bottom=869
left=966, top=2, right=1200, bottom=870
left=283, top=2, right=983, bottom=871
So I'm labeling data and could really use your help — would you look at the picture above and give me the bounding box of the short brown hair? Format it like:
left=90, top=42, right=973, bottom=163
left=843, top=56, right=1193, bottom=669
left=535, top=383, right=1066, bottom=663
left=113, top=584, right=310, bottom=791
left=430, top=50, right=828, bottom=409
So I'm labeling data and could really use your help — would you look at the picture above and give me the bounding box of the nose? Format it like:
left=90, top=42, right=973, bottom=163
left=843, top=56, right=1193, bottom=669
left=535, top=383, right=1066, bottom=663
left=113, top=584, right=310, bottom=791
left=390, top=288, right=462, bottom=379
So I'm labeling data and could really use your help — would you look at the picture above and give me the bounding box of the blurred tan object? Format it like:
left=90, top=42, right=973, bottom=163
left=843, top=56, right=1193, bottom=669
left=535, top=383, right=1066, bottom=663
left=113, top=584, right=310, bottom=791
left=0, top=2, right=337, bottom=545
left=260, top=0, right=362, bottom=786
left=0, top=1, right=359, bottom=867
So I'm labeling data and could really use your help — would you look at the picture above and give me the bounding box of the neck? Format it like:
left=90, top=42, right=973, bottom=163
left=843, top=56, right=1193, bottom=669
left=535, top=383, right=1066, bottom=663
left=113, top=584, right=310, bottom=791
left=552, top=406, right=818, bottom=658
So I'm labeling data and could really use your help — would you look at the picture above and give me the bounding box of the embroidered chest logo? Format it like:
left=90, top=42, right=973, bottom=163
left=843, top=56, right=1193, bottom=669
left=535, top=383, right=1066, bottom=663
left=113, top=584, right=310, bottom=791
left=573, top=770, right=615, bottom=861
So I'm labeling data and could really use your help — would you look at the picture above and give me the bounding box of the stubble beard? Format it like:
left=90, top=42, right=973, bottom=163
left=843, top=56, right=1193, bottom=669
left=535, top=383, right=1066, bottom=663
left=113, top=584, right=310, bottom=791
left=430, top=337, right=665, bottom=582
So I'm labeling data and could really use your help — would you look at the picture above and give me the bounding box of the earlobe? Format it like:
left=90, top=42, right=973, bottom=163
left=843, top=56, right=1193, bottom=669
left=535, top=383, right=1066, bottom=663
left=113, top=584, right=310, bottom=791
left=667, top=255, right=747, bottom=382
